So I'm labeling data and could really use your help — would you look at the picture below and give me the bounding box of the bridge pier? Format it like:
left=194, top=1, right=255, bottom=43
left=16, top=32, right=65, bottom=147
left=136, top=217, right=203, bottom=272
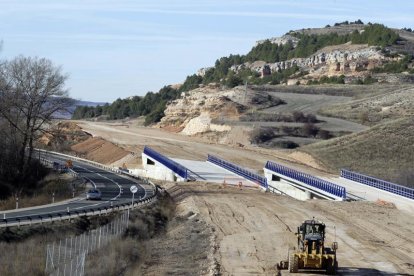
left=142, top=153, right=186, bottom=182
left=265, top=168, right=312, bottom=200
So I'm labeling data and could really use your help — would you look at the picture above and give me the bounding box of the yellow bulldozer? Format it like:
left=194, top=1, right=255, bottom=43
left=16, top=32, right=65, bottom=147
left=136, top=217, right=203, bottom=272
left=278, top=219, right=338, bottom=275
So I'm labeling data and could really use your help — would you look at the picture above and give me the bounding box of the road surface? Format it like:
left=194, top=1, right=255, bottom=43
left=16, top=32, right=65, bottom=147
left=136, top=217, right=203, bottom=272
left=1, top=153, right=155, bottom=225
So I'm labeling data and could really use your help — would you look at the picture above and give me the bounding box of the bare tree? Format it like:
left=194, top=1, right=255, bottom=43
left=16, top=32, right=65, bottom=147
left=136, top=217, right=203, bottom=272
left=0, top=56, right=73, bottom=188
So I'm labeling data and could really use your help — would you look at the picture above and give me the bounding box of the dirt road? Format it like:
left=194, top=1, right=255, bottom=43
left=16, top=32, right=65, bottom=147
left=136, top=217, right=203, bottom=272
left=76, top=121, right=325, bottom=173
left=165, top=183, right=414, bottom=275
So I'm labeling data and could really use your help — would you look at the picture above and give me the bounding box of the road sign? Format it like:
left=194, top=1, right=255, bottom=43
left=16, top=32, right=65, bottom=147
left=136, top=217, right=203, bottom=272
left=130, top=185, right=138, bottom=194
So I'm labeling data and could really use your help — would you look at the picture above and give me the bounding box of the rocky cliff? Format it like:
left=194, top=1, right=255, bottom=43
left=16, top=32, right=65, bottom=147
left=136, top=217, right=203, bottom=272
left=159, top=86, right=282, bottom=136
left=231, top=43, right=398, bottom=80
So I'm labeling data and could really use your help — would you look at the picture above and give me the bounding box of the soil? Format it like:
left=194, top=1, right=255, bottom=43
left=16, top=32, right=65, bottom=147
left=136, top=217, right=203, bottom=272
left=75, top=120, right=326, bottom=174
left=39, top=121, right=90, bottom=147
left=73, top=120, right=414, bottom=275
left=156, top=182, right=414, bottom=276
left=71, top=137, right=130, bottom=165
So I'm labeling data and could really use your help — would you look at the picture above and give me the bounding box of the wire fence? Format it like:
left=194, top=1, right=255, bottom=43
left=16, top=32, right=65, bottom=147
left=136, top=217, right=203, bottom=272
left=45, top=212, right=129, bottom=276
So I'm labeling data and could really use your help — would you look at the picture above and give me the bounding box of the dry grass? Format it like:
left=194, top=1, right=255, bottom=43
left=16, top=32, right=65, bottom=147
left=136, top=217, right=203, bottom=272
left=85, top=238, right=146, bottom=276
left=0, top=191, right=175, bottom=276
left=0, top=238, right=46, bottom=276
left=319, top=86, right=414, bottom=125
left=303, top=117, right=414, bottom=184
left=0, top=215, right=114, bottom=276
left=85, top=194, right=175, bottom=276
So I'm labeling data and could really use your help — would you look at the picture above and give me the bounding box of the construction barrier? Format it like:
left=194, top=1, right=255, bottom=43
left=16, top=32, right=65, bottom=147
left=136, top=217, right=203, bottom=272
left=341, top=169, right=414, bottom=200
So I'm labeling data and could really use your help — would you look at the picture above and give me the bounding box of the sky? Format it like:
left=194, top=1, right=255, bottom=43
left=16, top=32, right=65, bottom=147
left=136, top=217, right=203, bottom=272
left=0, top=0, right=413, bottom=102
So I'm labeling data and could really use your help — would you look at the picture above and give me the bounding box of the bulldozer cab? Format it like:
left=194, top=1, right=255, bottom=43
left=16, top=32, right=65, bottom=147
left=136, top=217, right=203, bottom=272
left=297, top=220, right=326, bottom=253
left=299, top=220, right=325, bottom=236
left=303, top=222, right=325, bottom=239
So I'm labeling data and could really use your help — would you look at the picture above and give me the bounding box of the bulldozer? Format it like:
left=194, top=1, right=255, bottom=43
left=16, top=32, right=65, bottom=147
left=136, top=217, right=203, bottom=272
left=278, top=219, right=338, bottom=275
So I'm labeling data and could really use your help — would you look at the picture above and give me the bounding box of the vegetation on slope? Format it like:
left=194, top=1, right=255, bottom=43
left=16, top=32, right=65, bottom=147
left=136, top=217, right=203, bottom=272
left=303, top=117, right=414, bottom=187
left=371, top=54, right=414, bottom=73
left=0, top=195, right=175, bottom=276
left=318, top=85, right=414, bottom=125
left=180, top=24, right=400, bottom=90
left=72, top=85, right=180, bottom=125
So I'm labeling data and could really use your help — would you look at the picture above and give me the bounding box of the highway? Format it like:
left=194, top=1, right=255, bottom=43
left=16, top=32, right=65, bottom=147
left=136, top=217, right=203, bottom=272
left=0, top=153, right=156, bottom=226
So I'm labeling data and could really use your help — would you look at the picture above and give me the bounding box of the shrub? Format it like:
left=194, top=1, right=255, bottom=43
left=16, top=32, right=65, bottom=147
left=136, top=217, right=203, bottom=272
left=301, top=123, right=320, bottom=137
left=318, top=130, right=333, bottom=139
left=269, top=140, right=299, bottom=149
left=250, top=128, right=276, bottom=144
left=371, top=55, right=413, bottom=73
left=225, top=74, right=244, bottom=88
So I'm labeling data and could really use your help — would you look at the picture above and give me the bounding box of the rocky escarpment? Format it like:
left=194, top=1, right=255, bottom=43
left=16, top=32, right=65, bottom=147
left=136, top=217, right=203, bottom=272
left=159, top=87, right=283, bottom=135
left=230, top=43, right=398, bottom=78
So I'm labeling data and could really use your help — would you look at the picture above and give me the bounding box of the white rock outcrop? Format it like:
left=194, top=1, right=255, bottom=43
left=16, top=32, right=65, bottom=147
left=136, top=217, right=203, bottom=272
left=181, top=113, right=231, bottom=136
left=229, top=44, right=397, bottom=77
left=255, top=34, right=300, bottom=47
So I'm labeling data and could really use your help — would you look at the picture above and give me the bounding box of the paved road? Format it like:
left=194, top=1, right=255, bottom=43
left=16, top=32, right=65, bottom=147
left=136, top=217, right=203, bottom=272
left=1, top=153, right=155, bottom=225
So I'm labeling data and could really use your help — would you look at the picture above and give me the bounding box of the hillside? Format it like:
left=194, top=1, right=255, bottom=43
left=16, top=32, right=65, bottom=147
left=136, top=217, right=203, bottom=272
left=69, top=21, right=414, bottom=186
left=73, top=22, right=414, bottom=125
left=193, top=23, right=414, bottom=89
left=319, top=85, right=414, bottom=125
left=303, top=117, right=414, bottom=186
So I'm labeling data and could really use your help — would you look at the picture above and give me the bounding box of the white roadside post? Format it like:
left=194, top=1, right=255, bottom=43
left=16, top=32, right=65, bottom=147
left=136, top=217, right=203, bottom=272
left=128, top=185, right=138, bottom=228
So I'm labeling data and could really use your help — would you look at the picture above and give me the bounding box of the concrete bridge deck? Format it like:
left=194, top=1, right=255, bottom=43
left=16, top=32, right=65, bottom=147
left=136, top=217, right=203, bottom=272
left=172, top=158, right=258, bottom=187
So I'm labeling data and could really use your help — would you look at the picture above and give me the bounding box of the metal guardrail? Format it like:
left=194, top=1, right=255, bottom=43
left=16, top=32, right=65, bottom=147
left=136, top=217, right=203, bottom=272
left=341, top=169, right=414, bottom=200
left=265, top=161, right=346, bottom=199
left=0, top=197, right=156, bottom=228
left=37, top=148, right=124, bottom=174
left=0, top=149, right=158, bottom=227
left=207, top=155, right=268, bottom=188
left=143, top=146, right=189, bottom=180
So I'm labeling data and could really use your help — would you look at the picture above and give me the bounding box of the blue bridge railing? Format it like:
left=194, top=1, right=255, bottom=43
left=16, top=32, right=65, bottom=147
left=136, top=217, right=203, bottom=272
left=265, top=161, right=346, bottom=199
left=144, top=146, right=188, bottom=179
left=341, top=169, right=414, bottom=200
left=207, top=155, right=268, bottom=188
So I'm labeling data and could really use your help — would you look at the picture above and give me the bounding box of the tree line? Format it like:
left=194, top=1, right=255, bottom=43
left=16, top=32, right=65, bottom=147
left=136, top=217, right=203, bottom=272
left=72, top=85, right=180, bottom=125
left=0, top=56, right=73, bottom=198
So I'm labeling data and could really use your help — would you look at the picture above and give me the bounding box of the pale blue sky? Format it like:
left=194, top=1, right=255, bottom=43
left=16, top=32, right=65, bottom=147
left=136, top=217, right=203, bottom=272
left=0, top=0, right=413, bottom=102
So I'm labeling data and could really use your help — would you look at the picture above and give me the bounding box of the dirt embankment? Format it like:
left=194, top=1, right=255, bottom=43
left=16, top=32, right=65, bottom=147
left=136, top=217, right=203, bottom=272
left=155, top=182, right=414, bottom=276
left=71, top=137, right=130, bottom=165
left=39, top=121, right=91, bottom=149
